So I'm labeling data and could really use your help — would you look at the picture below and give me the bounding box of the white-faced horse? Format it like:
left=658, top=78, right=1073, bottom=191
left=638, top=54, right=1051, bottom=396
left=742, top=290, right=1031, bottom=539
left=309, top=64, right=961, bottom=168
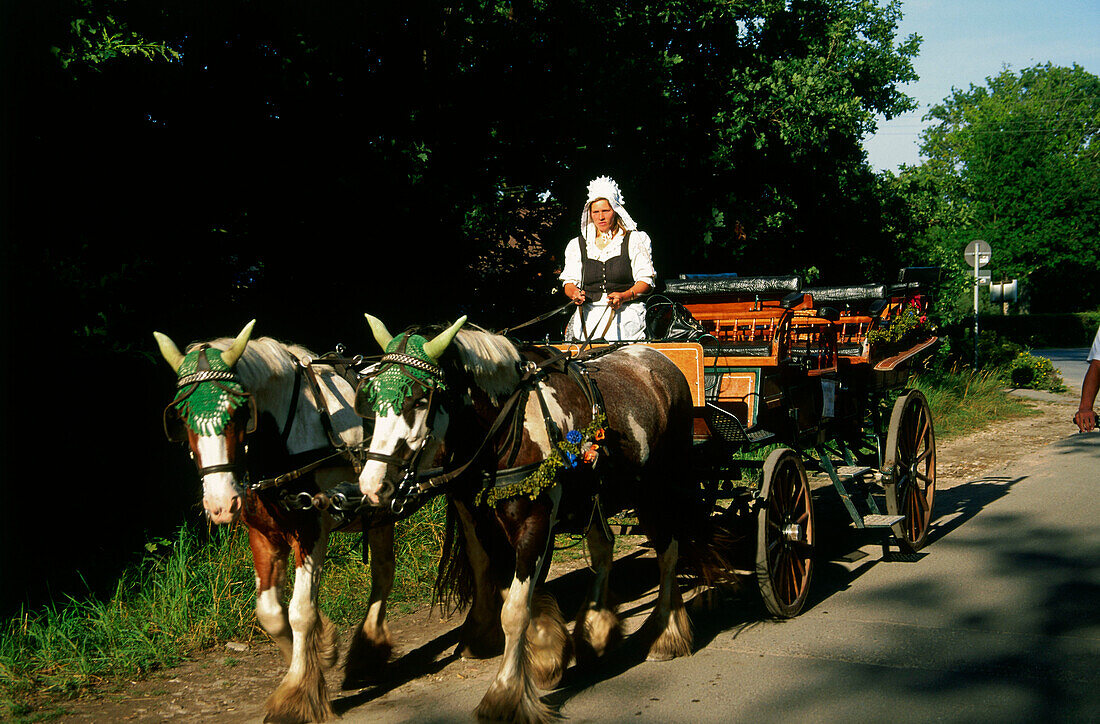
left=355, top=315, right=727, bottom=723
left=154, top=321, right=395, bottom=723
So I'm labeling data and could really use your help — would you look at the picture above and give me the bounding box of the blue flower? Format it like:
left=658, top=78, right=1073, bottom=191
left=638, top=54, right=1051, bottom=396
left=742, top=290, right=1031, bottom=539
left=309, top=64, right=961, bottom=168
left=565, top=451, right=579, bottom=468
left=565, top=429, right=583, bottom=444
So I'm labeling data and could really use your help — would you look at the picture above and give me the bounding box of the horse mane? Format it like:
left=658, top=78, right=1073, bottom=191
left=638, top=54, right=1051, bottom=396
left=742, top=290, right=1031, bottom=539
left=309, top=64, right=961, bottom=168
left=444, top=328, right=523, bottom=405
left=188, top=336, right=312, bottom=392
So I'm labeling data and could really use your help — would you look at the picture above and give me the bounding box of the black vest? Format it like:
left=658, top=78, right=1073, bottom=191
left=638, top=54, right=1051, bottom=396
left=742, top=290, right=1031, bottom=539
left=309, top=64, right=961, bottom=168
left=579, top=231, right=634, bottom=296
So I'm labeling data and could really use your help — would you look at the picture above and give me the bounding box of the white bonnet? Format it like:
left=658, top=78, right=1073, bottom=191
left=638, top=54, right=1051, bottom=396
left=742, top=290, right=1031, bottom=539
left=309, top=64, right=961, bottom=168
left=579, top=176, right=637, bottom=242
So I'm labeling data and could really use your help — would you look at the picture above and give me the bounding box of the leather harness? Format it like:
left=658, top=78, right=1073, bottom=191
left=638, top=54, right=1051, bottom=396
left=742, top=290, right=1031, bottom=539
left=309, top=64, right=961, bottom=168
left=382, top=345, right=606, bottom=516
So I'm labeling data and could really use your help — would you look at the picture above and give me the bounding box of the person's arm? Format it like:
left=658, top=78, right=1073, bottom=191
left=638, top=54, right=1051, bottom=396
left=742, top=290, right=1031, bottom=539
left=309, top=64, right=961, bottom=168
left=607, top=282, right=651, bottom=309
left=1074, top=359, right=1100, bottom=432
left=559, top=239, right=585, bottom=304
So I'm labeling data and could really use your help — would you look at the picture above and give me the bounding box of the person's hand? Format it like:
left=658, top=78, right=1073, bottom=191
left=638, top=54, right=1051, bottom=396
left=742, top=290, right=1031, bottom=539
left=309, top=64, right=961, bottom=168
left=607, top=290, right=636, bottom=310
left=1073, top=408, right=1097, bottom=432
left=564, top=284, right=586, bottom=305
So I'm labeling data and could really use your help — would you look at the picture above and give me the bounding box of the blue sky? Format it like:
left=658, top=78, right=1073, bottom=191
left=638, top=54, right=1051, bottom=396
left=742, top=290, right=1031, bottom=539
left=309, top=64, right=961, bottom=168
left=862, top=0, right=1100, bottom=172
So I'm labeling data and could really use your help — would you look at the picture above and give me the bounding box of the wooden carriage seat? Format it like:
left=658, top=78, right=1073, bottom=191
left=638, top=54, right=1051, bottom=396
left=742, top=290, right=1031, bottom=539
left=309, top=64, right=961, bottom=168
left=663, top=275, right=807, bottom=364
left=803, top=283, right=888, bottom=361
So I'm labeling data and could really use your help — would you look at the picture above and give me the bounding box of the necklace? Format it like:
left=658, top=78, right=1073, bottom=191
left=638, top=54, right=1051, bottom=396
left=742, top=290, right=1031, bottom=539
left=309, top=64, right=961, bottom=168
left=593, top=229, right=616, bottom=250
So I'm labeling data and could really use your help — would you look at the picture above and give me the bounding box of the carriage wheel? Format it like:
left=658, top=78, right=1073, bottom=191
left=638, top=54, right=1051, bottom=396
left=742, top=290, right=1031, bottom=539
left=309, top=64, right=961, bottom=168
left=756, top=448, right=815, bottom=618
left=883, top=390, right=936, bottom=552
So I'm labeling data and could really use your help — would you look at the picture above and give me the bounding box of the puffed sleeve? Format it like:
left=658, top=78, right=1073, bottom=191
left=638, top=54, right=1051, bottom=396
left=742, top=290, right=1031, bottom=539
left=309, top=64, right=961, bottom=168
left=628, top=231, right=656, bottom=287
left=558, top=237, right=583, bottom=287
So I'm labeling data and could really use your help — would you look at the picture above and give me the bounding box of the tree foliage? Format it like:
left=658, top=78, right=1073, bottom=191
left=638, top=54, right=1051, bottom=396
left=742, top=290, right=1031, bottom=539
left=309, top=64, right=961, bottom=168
left=0, top=0, right=921, bottom=611
left=899, top=63, right=1100, bottom=312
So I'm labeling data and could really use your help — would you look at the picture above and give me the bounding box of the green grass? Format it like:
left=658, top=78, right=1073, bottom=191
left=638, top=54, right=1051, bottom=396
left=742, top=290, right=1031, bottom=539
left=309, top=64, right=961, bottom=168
left=913, top=369, right=1038, bottom=440
left=0, top=497, right=448, bottom=712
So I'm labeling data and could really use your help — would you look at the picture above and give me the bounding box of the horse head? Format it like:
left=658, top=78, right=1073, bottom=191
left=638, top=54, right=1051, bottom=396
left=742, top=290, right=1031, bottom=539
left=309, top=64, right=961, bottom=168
left=154, top=320, right=257, bottom=524
left=355, top=314, right=466, bottom=507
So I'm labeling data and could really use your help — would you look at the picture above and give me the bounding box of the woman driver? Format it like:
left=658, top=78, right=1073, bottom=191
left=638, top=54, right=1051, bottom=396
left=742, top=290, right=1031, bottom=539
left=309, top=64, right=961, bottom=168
left=559, top=176, right=654, bottom=341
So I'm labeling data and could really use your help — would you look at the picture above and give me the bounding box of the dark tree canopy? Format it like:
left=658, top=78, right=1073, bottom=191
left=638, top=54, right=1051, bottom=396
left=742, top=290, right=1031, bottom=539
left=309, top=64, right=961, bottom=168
left=0, top=0, right=919, bottom=610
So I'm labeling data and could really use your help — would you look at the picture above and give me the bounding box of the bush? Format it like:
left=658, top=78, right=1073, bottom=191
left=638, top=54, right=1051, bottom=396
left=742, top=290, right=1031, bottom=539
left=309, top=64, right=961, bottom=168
left=1005, top=351, right=1066, bottom=392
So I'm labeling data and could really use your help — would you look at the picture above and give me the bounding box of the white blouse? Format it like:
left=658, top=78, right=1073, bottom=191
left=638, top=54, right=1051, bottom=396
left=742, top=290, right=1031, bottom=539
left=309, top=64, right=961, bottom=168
left=558, top=229, right=656, bottom=292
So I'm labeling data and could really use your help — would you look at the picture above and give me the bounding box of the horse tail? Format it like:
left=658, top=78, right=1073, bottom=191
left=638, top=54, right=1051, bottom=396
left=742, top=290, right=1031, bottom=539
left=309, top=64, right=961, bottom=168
left=433, top=499, right=474, bottom=613
left=674, top=505, right=745, bottom=589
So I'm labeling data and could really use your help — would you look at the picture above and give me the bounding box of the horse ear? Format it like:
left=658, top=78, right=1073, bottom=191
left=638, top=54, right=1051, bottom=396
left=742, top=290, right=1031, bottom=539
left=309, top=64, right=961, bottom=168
left=153, top=331, right=185, bottom=373
left=423, top=315, right=467, bottom=361
left=364, top=314, right=394, bottom=350
left=221, top=319, right=256, bottom=368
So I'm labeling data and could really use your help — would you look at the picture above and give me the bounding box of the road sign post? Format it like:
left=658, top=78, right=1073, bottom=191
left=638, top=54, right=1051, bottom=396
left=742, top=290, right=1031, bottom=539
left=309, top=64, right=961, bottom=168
left=964, top=240, right=992, bottom=369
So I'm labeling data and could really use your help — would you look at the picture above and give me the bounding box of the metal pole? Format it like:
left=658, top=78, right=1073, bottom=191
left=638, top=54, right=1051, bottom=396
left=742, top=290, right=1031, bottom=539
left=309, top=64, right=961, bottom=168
left=974, top=252, right=980, bottom=369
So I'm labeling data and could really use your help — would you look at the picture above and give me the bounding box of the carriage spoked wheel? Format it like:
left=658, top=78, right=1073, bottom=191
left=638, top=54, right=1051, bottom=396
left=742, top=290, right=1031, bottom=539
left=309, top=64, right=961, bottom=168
left=756, top=448, right=815, bottom=618
left=883, top=389, right=937, bottom=552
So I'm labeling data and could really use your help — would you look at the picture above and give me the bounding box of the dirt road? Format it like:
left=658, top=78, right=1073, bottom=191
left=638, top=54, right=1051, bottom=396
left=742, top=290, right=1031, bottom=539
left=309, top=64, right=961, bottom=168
left=50, top=390, right=1083, bottom=723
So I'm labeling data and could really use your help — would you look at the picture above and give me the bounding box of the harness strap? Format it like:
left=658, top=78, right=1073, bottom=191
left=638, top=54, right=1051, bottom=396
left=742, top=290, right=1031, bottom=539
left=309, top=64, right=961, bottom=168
left=412, top=349, right=571, bottom=494
left=281, top=361, right=304, bottom=449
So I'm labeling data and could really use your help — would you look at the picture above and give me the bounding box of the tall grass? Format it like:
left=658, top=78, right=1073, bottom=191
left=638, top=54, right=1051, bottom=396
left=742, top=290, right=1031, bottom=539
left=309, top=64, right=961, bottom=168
left=913, top=369, right=1037, bottom=440
left=0, top=497, right=448, bottom=706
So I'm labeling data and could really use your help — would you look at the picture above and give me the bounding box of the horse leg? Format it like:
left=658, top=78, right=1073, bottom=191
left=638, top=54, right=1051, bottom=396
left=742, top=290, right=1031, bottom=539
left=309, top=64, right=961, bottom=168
left=475, top=492, right=563, bottom=724
left=250, top=528, right=293, bottom=664
left=645, top=538, right=692, bottom=662
left=573, top=522, right=621, bottom=662
left=526, top=587, right=570, bottom=690
left=343, top=520, right=395, bottom=687
left=454, top=500, right=505, bottom=659
left=264, top=530, right=337, bottom=724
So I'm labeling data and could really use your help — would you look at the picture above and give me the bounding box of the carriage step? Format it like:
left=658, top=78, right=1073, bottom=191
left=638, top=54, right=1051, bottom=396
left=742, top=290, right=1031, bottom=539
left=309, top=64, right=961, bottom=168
left=862, top=514, right=904, bottom=528
left=746, top=429, right=775, bottom=444
left=836, top=466, right=873, bottom=481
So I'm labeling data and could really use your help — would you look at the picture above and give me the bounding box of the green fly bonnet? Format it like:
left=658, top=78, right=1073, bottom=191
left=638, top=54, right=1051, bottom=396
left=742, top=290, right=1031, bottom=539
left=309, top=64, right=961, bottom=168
left=355, top=315, right=467, bottom=418
left=154, top=321, right=259, bottom=441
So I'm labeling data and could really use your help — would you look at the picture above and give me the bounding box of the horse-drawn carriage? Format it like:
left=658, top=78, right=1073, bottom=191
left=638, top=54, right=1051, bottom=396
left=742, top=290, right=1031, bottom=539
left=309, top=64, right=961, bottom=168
left=154, top=265, right=940, bottom=723
left=633, top=266, right=940, bottom=617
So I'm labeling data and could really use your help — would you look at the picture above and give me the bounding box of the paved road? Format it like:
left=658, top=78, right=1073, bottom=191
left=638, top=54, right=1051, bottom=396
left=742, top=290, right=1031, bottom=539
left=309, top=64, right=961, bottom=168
left=1034, top=347, right=1091, bottom=395
left=332, top=423, right=1099, bottom=724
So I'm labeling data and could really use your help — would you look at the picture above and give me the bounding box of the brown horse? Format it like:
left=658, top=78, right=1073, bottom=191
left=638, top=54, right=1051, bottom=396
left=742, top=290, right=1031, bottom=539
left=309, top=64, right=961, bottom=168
left=355, top=315, right=725, bottom=723
left=154, top=321, right=395, bottom=723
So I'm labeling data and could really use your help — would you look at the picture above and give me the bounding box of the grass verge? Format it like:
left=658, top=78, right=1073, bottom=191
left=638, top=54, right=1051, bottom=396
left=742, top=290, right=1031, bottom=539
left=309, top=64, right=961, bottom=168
left=0, top=497, right=447, bottom=714
left=913, top=369, right=1039, bottom=441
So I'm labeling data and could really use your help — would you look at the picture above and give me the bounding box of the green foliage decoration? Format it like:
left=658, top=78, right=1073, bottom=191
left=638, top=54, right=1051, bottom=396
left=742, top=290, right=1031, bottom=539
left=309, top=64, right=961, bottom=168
left=868, top=297, right=931, bottom=346
left=478, top=413, right=607, bottom=507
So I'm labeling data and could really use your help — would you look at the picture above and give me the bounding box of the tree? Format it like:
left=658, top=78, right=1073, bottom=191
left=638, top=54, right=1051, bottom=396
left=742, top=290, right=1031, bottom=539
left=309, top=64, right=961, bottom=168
left=904, top=63, right=1100, bottom=312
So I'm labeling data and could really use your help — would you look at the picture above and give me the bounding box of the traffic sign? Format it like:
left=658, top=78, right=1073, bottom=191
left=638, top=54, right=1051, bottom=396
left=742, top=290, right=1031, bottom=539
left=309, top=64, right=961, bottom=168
left=976, top=269, right=991, bottom=285
left=965, top=239, right=992, bottom=268
left=990, top=279, right=1018, bottom=303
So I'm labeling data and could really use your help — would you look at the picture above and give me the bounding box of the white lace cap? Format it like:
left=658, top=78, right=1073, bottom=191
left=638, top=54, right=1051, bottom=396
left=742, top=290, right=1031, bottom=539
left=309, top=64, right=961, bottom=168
left=579, top=175, right=637, bottom=243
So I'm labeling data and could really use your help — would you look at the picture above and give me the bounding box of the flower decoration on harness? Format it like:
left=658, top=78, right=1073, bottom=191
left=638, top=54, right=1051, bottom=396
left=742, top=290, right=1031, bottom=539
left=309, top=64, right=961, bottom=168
left=170, top=346, right=253, bottom=437
left=356, top=333, right=447, bottom=416
left=478, top=412, right=607, bottom=507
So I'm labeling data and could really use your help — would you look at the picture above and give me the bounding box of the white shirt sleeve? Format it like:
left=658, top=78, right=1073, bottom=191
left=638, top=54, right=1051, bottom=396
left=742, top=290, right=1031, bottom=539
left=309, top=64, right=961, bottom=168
left=628, top=231, right=656, bottom=288
left=1088, top=327, right=1100, bottom=362
left=559, top=237, right=582, bottom=288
